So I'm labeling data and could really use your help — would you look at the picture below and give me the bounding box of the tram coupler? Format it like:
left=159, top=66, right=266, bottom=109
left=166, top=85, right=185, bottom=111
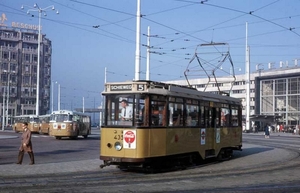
left=100, top=161, right=111, bottom=169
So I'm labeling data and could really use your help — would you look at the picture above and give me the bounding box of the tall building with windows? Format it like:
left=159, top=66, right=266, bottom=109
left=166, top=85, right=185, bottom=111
left=166, top=62, right=300, bottom=128
left=0, top=26, right=51, bottom=121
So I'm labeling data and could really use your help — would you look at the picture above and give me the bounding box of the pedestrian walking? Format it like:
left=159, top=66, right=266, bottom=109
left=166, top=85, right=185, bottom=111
left=16, top=122, right=35, bottom=165
left=265, top=124, right=270, bottom=138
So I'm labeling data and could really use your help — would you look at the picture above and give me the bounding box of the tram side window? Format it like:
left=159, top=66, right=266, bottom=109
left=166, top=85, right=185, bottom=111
left=135, top=96, right=145, bottom=126
left=215, top=108, right=220, bottom=128
left=205, top=107, right=210, bottom=128
left=106, top=97, right=115, bottom=124
left=151, top=98, right=166, bottom=127
left=169, top=98, right=183, bottom=127
left=200, top=106, right=205, bottom=127
left=231, top=107, right=239, bottom=127
left=185, top=102, right=199, bottom=127
left=221, top=107, right=230, bottom=127
left=73, top=115, right=80, bottom=122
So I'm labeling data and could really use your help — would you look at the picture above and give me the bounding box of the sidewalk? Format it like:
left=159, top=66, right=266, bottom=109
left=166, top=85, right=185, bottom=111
left=0, top=128, right=18, bottom=139
left=0, top=128, right=103, bottom=177
left=244, top=131, right=300, bottom=137
left=0, top=159, right=103, bottom=177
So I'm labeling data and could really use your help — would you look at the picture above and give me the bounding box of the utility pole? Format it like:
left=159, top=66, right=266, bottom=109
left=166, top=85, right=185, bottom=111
left=82, top=97, right=85, bottom=113
left=58, top=83, right=60, bottom=111
left=6, top=73, right=10, bottom=127
left=22, top=3, right=59, bottom=115
left=2, top=92, right=5, bottom=131
left=146, top=26, right=150, bottom=80
left=134, top=0, right=141, bottom=81
left=245, top=22, right=251, bottom=132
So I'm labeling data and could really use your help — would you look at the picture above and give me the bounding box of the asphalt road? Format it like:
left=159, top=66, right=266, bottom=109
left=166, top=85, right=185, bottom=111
left=1, top=131, right=300, bottom=193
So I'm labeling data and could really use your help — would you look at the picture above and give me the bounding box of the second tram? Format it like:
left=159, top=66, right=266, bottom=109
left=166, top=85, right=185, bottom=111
left=49, top=110, right=91, bottom=139
left=13, top=115, right=39, bottom=133
left=39, top=114, right=51, bottom=134
left=100, top=80, right=243, bottom=170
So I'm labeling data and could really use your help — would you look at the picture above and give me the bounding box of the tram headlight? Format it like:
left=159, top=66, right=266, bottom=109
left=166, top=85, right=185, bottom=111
left=114, top=142, right=123, bottom=151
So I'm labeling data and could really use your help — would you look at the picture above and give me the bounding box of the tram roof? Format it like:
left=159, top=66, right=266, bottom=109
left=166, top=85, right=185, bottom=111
left=14, top=114, right=38, bottom=118
left=103, top=80, right=241, bottom=105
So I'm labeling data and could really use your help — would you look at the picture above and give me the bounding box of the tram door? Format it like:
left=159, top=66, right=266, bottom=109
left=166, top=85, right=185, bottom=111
left=211, top=106, right=221, bottom=150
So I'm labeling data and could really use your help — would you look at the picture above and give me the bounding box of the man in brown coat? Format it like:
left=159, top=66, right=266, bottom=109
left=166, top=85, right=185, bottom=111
left=16, top=122, right=35, bottom=165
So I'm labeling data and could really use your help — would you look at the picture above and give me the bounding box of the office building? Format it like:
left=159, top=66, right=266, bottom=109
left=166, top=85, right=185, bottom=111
left=0, top=26, right=51, bottom=123
left=167, top=61, right=300, bottom=128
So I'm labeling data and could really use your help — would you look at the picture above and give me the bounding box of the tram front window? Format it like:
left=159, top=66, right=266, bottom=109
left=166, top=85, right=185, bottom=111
left=105, top=94, right=146, bottom=127
left=120, top=99, right=132, bottom=121
left=106, top=95, right=134, bottom=126
left=50, top=114, right=72, bottom=122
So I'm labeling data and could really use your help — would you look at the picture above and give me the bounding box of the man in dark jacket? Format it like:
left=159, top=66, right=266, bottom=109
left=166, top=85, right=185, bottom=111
left=265, top=124, right=270, bottom=139
left=16, top=122, right=35, bottom=165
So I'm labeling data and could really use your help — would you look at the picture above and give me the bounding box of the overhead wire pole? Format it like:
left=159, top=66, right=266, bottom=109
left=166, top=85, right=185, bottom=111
left=245, top=22, right=251, bottom=132
left=2, top=92, right=5, bottom=131
left=51, top=81, right=54, bottom=113
left=21, top=3, right=58, bottom=116
left=58, top=83, right=61, bottom=111
left=83, top=97, right=85, bottom=113
left=146, top=26, right=150, bottom=80
left=135, top=0, right=141, bottom=81
left=6, top=73, right=10, bottom=127
left=100, top=67, right=107, bottom=128
left=1, top=46, right=4, bottom=130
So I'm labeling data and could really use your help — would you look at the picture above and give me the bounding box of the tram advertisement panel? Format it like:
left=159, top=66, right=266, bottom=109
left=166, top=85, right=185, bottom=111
left=123, top=130, right=136, bottom=149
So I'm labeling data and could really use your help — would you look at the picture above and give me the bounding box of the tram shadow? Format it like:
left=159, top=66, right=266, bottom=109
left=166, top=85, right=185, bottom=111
left=50, top=136, right=100, bottom=140
left=120, top=147, right=275, bottom=174
left=37, top=149, right=84, bottom=155
left=233, top=147, right=274, bottom=159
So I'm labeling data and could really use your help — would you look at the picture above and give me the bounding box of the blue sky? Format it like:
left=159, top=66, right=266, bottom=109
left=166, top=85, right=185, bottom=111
left=1, top=0, right=300, bottom=110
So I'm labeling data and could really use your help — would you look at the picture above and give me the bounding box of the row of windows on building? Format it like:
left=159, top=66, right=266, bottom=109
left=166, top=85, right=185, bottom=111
left=195, top=80, right=256, bottom=88
left=261, top=78, right=300, bottom=95
left=1, top=86, right=51, bottom=97
left=1, top=52, right=50, bottom=64
left=1, top=63, right=50, bottom=75
left=1, top=31, right=39, bottom=40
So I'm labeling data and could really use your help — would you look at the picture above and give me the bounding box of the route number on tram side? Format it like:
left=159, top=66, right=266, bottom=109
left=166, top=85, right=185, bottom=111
left=114, top=135, right=123, bottom=140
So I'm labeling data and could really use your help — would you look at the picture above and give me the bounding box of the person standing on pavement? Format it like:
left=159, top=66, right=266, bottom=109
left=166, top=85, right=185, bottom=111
left=265, top=124, right=270, bottom=138
left=16, top=122, right=35, bottom=165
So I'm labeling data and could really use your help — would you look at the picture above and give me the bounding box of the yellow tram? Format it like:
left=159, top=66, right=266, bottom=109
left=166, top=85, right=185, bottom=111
left=100, top=81, right=243, bottom=170
left=49, top=110, right=91, bottom=139
left=39, top=114, right=51, bottom=134
left=13, top=115, right=39, bottom=133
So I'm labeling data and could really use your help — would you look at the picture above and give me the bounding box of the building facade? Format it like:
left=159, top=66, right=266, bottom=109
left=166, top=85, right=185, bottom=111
left=167, top=63, right=300, bottom=129
left=0, top=26, right=51, bottom=122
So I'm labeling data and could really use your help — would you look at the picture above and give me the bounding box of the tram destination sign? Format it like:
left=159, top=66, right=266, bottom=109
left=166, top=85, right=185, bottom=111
left=110, top=84, right=132, bottom=91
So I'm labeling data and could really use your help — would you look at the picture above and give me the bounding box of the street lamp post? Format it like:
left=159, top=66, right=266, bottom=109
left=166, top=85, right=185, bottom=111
left=51, top=81, right=54, bottom=113
left=55, top=82, right=60, bottom=111
left=2, top=92, right=5, bottom=131
left=83, top=97, right=85, bottom=113
left=58, top=84, right=61, bottom=111
left=21, top=3, right=58, bottom=116
left=6, top=73, right=10, bottom=127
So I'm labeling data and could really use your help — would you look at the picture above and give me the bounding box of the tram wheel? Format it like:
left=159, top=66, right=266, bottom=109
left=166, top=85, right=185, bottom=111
left=55, top=136, right=62, bottom=140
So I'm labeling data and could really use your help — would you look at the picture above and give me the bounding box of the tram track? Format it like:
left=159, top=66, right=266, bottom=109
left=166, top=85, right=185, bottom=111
left=1, top=136, right=300, bottom=192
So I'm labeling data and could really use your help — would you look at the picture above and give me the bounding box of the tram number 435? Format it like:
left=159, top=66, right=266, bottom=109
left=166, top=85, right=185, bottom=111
left=114, top=135, right=123, bottom=140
